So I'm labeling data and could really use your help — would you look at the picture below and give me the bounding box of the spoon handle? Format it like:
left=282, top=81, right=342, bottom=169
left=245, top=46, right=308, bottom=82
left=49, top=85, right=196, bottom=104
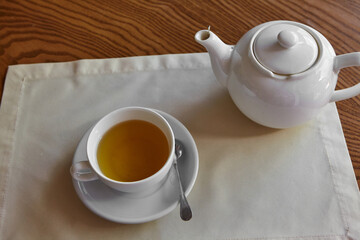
left=173, top=160, right=192, bottom=221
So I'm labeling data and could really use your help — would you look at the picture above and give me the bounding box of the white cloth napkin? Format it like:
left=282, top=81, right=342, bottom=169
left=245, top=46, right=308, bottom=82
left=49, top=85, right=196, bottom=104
left=0, top=53, right=359, bottom=240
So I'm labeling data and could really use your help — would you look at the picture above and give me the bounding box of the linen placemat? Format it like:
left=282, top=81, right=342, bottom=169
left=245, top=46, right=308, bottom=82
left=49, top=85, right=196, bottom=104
left=0, top=53, right=359, bottom=239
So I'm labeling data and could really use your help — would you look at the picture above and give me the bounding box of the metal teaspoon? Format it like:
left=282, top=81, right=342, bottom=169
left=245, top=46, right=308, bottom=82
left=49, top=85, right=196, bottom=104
left=174, top=139, right=192, bottom=221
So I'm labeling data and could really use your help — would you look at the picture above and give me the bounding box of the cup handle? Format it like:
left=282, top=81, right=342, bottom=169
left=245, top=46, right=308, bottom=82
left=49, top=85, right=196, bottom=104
left=330, top=52, right=360, bottom=102
left=70, top=161, right=99, bottom=182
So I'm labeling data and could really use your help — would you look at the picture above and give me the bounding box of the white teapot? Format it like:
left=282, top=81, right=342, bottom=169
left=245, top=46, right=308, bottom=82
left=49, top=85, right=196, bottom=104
left=195, top=21, right=360, bottom=128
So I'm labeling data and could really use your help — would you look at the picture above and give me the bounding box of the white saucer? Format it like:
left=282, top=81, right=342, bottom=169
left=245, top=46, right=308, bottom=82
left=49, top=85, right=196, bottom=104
left=72, top=110, right=199, bottom=224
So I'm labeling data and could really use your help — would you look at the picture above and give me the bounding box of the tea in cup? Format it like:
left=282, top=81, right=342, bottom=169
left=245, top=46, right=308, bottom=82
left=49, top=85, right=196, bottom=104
left=70, top=107, right=175, bottom=193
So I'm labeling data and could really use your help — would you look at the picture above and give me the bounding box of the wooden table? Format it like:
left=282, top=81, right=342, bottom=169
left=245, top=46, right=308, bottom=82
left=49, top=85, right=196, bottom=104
left=0, top=0, right=359, bottom=188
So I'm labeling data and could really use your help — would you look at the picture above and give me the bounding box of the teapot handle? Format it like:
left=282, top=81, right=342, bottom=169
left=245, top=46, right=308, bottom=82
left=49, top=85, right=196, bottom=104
left=330, top=52, right=360, bottom=102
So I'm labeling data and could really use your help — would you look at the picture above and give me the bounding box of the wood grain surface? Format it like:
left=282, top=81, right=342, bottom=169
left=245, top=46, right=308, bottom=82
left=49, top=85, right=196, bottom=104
left=0, top=0, right=359, bottom=187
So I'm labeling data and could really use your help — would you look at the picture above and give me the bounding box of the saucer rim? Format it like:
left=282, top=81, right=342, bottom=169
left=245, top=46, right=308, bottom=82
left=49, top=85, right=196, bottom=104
left=72, top=110, right=199, bottom=224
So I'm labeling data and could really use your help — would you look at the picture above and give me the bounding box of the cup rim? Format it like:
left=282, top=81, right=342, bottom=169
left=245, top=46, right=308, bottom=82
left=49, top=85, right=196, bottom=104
left=86, top=106, right=175, bottom=185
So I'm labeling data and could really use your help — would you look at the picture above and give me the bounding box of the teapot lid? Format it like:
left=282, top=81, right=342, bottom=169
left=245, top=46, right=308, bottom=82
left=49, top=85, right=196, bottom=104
left=253, top=23, right=318, bottom=75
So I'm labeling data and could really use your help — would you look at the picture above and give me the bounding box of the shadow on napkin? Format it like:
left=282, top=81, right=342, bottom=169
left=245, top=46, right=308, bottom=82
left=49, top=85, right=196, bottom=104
left=179, top=89, right=279, bottom=138
left=40, top=152, right=169, bottom=237
left=42, top=152, right=118, bottom=226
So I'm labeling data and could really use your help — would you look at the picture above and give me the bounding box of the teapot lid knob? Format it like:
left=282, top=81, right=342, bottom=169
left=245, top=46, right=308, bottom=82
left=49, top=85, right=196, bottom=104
left=277, top=30, right=298, bottom=48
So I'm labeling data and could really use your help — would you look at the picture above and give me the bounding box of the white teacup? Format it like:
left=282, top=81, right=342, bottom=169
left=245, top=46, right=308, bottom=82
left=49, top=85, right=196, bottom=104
left=70, top=107, right=175, bottom=193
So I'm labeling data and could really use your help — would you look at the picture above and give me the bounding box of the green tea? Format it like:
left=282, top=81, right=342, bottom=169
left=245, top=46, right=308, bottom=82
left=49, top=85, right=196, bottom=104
left=97, top=120, right=169, bottom=182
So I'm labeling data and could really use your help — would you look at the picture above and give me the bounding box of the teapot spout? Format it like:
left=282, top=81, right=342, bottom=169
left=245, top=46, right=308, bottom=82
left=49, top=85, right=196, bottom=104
left=195, top=29, right=233, bottom=87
